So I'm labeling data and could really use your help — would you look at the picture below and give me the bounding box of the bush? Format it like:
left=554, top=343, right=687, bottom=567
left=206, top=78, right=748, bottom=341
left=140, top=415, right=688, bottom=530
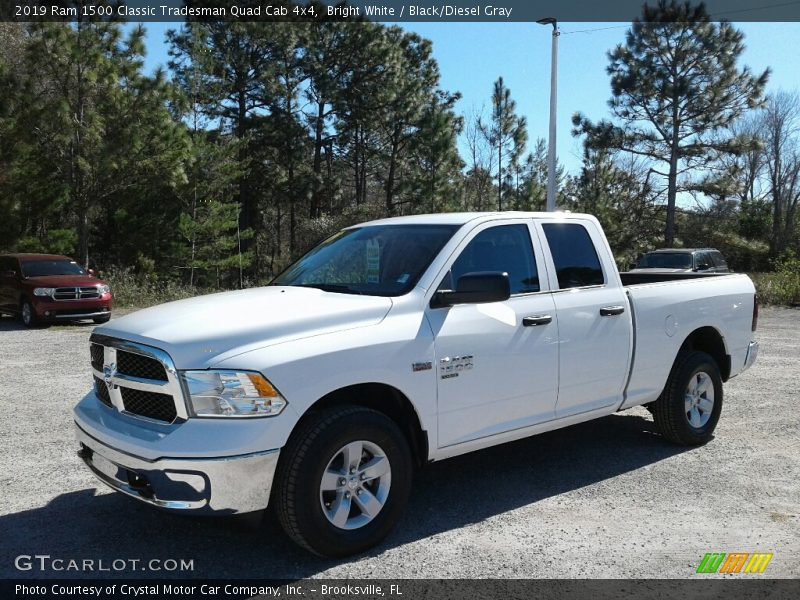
left=103, top=267, right=200, bottom=309
left=750, top=253, right=800, bottom=306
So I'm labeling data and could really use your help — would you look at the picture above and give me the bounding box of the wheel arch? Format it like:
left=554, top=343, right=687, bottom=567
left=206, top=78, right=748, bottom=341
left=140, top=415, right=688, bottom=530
left=296, top=383, right=429, bottom=469
left=676, top=326, right=731, bottom=381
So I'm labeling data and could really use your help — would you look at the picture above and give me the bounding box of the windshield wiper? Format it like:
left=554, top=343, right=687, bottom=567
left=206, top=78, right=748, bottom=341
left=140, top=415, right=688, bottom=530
left=291, top=283, right=364, bottom=295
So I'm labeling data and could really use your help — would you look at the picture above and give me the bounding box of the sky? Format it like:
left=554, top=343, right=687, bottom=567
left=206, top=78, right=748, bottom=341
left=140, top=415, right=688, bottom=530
left=134, top=20, right=800, bottom=176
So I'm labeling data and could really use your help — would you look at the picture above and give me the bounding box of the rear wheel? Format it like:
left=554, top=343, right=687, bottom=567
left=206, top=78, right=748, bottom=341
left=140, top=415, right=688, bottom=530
left=652, top=351, right=723, bottom=445
left=274, top=405, right=413, bottom=557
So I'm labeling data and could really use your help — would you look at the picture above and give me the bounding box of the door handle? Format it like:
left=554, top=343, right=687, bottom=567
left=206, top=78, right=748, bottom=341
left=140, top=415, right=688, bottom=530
left=600, top=305, right=625, bottom=316
left=522, top=315, right=552, bottom=327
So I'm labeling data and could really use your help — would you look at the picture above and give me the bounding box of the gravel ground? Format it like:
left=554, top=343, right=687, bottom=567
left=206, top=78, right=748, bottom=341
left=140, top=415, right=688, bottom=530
left=0, top=307, right=797, bottom=579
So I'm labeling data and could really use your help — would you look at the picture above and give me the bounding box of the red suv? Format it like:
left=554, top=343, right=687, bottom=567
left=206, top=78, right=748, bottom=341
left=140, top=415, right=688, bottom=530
left=0, top=254, right=112, bottom=327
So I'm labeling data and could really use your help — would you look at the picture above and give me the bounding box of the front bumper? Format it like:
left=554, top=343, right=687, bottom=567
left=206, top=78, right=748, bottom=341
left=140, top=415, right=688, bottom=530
left=75, top=423, right=279, bottom=514
left=34, top=296, right=112, bottom=321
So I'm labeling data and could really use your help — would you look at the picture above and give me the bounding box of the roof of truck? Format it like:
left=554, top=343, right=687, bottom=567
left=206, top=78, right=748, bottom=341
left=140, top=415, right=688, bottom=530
left=351, top=211, right=592, bottom=228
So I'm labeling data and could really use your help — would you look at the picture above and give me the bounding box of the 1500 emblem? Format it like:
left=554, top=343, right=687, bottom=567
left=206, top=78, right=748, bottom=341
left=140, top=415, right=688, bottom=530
left=439, top=355, right=474, bottom=379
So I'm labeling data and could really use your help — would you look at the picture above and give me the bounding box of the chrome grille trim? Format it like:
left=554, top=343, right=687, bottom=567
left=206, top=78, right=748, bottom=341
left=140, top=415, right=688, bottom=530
left=54, top=286, right=101, bottom=301
left=89, top=333, right=188, bottom=424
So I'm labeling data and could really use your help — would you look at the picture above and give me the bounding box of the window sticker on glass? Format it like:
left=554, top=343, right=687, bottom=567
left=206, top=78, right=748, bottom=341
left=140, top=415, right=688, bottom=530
left=397, top=273, right=410, bottom=284
left=366, top=238, right=380, bottom=284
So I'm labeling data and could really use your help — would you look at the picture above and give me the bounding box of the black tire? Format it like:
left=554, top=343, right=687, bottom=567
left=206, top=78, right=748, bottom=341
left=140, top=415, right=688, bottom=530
left=20, top=299, right=37, bottom=328
left=652, top=351, right=723, bottom=445
left=274, top=405, right=413, bottom=557
left=93, top=316, right=111, bottom=324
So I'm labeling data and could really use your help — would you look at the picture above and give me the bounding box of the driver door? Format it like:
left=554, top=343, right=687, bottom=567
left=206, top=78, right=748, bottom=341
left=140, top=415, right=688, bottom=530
left=425, top=221, right=559, bottom=448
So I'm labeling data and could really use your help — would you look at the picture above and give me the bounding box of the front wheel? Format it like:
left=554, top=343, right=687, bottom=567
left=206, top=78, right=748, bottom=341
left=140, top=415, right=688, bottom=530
left=274, top=405, right=413, bottom=557
left=93, top=315, right=111, bottom=324
left=652, top=351, right=723, bottom=445
left=20, top=300, right=37, bottom=328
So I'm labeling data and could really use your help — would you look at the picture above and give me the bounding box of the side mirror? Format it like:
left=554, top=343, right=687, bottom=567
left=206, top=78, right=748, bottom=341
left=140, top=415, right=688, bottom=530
left=432, top=272, right=511, bottom=308
left=87, top=268, right=96, bottom=276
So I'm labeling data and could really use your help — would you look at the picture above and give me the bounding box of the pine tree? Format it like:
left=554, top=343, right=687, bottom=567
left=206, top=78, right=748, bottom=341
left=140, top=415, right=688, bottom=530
left=12, top=22, right=186, bottom=266
left=480, top=77, right=527, bottom=211
left=573, top=0, right=768, bottom=246
left=565, top=148, right=662, bottom=266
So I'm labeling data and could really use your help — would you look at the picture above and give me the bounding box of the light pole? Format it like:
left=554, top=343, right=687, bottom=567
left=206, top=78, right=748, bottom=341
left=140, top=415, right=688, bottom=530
left=537, top=17, right=559, bottom=212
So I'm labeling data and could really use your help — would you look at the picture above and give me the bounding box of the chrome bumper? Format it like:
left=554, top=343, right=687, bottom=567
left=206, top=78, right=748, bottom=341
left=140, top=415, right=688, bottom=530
left=75, top=423, right=279, bottom=514
left=743, top=340, right=759, bottom=372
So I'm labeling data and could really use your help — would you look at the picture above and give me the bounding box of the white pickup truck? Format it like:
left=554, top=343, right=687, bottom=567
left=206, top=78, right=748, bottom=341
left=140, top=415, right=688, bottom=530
left=74, top=212, right=759, bottom=556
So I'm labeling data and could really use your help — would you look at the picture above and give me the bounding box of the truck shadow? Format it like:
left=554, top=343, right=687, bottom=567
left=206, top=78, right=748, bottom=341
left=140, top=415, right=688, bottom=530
left=0, top=411, right=689, bottom=579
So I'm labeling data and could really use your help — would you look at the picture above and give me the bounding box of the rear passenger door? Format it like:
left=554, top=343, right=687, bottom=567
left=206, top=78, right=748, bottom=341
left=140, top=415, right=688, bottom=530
left=537, top=220, right=632, bottom=419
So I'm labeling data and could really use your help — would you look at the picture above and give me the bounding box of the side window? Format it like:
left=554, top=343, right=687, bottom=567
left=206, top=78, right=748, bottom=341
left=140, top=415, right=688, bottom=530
left=447, top=225, right=539, bottom=295
left=711, top=251, right=727, bottom=268
left=696, top=251, right=712, bottom=269
left=542, top=223, right=604, bottom=289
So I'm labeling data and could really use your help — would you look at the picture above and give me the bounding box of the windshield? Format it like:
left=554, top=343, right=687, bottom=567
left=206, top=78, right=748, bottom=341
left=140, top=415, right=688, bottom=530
left=636, top=252, right=693, bottom=269
left=272, top=225, right=460, bottom=296
left=21, top=259, right=85, bottom=277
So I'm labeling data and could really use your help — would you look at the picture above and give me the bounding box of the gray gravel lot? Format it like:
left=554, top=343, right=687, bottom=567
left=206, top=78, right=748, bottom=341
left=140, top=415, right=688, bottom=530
left=0, top=307, right=797, bottom=579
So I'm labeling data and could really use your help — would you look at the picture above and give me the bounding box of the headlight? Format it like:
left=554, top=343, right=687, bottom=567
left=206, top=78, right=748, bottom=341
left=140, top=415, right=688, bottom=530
left=182, top=370, right=287, bottom=418
left=98, top=284, right=110, bottom=295
left=33, top=287, right=55, bottom=297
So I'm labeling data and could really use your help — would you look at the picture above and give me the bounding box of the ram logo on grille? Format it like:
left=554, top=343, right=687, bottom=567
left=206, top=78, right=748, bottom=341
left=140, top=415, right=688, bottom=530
left=102, top=363, right=116, bottom=388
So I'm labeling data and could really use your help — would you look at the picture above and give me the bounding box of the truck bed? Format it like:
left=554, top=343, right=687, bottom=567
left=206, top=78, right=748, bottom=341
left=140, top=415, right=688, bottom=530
left=618, top=272, right=756, bottom=411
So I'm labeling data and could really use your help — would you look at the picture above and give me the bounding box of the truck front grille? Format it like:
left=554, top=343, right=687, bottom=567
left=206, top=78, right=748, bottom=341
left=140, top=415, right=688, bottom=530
left=117, top=350, right=168, bottom=381
left=120, top=388, right=177, bottom=423
left=54, top=286, right=100, bottom=301
left=90, top=343, right=104, bottom=371
left=88, top=334, right=186, bottom=424
left=93, top=376, right=112, bottom=407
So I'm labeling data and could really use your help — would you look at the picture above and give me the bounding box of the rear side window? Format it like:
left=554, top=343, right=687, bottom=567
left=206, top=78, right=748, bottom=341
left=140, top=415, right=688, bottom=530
left=448, top=224, right=539, bottom=295
left=695, top=252, right=713, bottom=269
left=542, top=223, right=604, bottom=289
left=711, top=251, right=727, bottom=268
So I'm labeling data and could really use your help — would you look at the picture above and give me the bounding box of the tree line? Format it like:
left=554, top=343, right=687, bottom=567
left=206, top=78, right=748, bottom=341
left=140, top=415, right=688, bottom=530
left=1, top=1, right=798, bottom=290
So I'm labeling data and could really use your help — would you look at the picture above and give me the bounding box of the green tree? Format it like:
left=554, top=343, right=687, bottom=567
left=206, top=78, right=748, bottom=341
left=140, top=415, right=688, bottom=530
left=481, top=77, right=527, bottom=211
left=168, top=20, right=283, bottom=268
left=12, top=22, right=186, bottom=266
left=408, top=91, right=464, bottom=213
left=573, top=0, right=769, bottom=246
left=564, top=148, right=662, bottom=267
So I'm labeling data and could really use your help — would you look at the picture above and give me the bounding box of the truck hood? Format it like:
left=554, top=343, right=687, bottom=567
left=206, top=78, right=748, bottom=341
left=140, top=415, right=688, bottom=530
left=96, top=286, right=393, bottom=368
left=23, top=274, right=106, bottom=287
